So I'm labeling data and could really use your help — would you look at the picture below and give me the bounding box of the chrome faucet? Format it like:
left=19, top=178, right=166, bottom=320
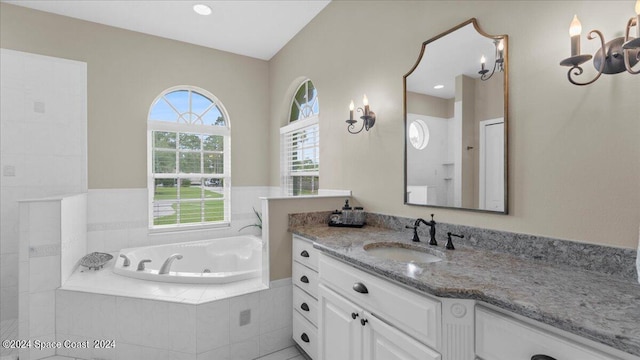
left=159, top=253, right=183, bottom=274
left=405, top=214, right=437, bottom=245
left=119, top=254, right=130, bottom=267
left=137, top=259, right=151, bottom=271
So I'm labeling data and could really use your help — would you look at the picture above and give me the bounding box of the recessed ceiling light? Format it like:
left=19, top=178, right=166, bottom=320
left=434, top=85, right=444, bottom=89
left=193, top=4, right=212, bottom=16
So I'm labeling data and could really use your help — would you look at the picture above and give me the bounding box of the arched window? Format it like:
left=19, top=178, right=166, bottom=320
left=148, top=86, right=230, bottom=229
left=280, top=79, right=319, bottom=195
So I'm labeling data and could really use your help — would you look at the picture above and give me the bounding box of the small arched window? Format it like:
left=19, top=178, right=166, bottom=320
left=148, top=86, right=230, bottom=229
left=281, top=79, right=319, bottom=195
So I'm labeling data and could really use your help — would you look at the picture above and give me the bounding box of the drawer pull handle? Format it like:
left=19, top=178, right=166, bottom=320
left=300, top=250, right=310, bottom=258
left=531, top=356, right=556, bottom=360
left=300, top=275, right=309, bottom=283
left=300, top=303, right=310, bottom=311
left=360, top=318, right=368, bottom=326
left=351, top=312, right=359, bottom=319
left=353, top=282, right=368, bottom=294
left=301, top=333, right=310, bottom=343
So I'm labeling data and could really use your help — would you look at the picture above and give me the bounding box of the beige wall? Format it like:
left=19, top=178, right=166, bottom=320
left=0, top=3, right=270, bottom=189
left=267, top=197, right=344, bottom=280
left=269, top=1, right=640, bottom=249
left=406, top=91, right=453, bottom=118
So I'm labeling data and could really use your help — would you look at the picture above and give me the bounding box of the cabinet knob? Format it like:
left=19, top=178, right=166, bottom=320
left=300, top=303, right=310, bottom=312
left=300, top=333, right=310, bottom=343
left=300, top=275, right=309, bottom=284
left=360, top=318, right=368, bottom=326
left=300, top=250, right=310, bottom=258
left=352, top=282, right=369, bottom=294
left=351, top=312, right=359, bottom=319
left=531, top=356, right=557, bottom=360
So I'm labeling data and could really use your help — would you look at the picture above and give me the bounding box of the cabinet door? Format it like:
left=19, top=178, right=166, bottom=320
left=318, top=284, right=363, bottom=360
left=363, top=311, right=441, bottom=360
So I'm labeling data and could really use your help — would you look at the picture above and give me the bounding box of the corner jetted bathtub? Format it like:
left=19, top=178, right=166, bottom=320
left=113, top=235, right=262, bottom=284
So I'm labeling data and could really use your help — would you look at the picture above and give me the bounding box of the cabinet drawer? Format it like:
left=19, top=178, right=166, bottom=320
left=293, top=235, right=318, bottom=271
left=293, top=261, right=319, bottom=298
left=319, top=254, right=441, bottom=350
left=476, top=306, right=619, bottom=360
left=294, top=285, right=318, bottom=327
left=294, top=310, right=318, bottom=359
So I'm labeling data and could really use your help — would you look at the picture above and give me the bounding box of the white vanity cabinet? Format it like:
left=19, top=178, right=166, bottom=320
left=293, top=235, right=638, bottom=360
left=319, top=283, right=440, bottom=360
left=475, top=306, right=632, bottom=360
left=292, top=235, right=319, bottom=359
left=318, top=253, right=442, bottom=360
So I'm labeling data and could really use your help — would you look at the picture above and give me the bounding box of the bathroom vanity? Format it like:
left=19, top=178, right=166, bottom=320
left=290, top=219, right=640, bottom=360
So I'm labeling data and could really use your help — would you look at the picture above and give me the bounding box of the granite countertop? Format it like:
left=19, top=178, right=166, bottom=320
left=290, top=224, right=640, bottom=356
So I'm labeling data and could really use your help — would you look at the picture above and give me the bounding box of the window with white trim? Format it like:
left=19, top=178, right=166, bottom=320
left=148, top=86, right=230, bottom=229
left=280, top=80, right=319, bottom=195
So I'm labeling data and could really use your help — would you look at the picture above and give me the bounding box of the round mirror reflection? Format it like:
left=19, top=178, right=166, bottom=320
left=409, top=119, right=430, bottom=150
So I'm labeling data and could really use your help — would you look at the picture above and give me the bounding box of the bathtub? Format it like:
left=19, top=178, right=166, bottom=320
left=113, top=235, right=262, bottom=284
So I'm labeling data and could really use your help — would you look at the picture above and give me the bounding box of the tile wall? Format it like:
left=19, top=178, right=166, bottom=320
left=0, top=48, right=87, bottom=322
left=18, top=195, right=86, bottom=360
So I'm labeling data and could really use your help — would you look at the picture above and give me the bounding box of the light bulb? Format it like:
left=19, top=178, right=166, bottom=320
left=362, top=95, right=369, bottom=106
left=349, top=101, right=354, bottom=111
left=569, top=15, right=582, bottom=37
left=498, top=39, right=504, bottom=51
left=636, top=0, right=639, bottom=15
left=480, top=56, right=486, bottom=64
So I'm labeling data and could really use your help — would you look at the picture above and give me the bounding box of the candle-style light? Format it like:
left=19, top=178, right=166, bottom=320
left=349, top=100, right=354, bottom=121
left=480, top=55, right=486, bottom=72
left=345, top=95, right=375, bottom=134
left=362, top=95, right=369, bottom=116
left=560, top=6, right=639, bottom=86
left=569, top=15, right=582, bottom=56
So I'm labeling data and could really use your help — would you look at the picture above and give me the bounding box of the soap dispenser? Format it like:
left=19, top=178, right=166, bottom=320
left=341, top=199, right=353, bottom=225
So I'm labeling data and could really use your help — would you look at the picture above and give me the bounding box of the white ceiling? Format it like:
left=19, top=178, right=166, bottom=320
left=2, top=0, right=331, bottom=60
left=407, top=23, right=499, bottom=99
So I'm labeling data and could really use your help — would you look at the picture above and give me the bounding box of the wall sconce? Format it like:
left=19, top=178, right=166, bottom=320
left=559, top=0, right=640, bottom=85
left=346, top=95, right=376, bottom=134
left=478, top=39, right=505, bottom=81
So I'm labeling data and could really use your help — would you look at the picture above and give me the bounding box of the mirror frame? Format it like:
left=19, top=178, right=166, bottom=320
left=403, top=18, right=509, bottom=214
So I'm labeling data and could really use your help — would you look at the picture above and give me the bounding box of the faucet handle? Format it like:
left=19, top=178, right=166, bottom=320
left=406, top=224, right=420, bottom=242
left=119, top=254, right=130, bottom=267
left=446, top=232, right=464, bottom=250
left=137, top=259, right=152, bottom=271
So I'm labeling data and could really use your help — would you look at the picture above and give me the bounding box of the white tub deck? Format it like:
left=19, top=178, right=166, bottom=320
left=61, top=259, right=267, bottom=304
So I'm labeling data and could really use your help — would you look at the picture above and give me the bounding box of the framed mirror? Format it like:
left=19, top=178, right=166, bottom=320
left=404, top=18, right=508, bottom=213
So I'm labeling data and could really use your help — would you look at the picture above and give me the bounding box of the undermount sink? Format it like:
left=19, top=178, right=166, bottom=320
left=364, top=243, right=442, bottom=263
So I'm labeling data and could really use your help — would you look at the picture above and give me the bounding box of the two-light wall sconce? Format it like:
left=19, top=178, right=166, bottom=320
left=560, top=0, right=639, bottom=85
left=346, top=95, right=376, bottom=134
left=479, top=39, right=505, bottom=81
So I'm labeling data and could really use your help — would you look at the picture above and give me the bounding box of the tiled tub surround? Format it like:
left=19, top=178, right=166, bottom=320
left=288, top=212, right=640, bottom=357
left=56, top=277, right=294, bottom=360
left=85, top=187, right=270, bottom=255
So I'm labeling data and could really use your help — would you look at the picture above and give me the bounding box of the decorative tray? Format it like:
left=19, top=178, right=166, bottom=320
left=79, top=252, right=113, bottom=270
left=328, top=221, right=365, bottom=228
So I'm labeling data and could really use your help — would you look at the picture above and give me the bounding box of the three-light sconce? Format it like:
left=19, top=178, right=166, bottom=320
left=478, top=39, right=505, bottom=81
left=560, top=0, right=639, bottom=85
left=346, top=95, right=376, bottom=134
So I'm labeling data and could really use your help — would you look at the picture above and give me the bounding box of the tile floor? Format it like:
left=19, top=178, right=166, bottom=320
left=0, top=319, right=18, bottom=360
left=31, top=345, right=305, bottom=360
